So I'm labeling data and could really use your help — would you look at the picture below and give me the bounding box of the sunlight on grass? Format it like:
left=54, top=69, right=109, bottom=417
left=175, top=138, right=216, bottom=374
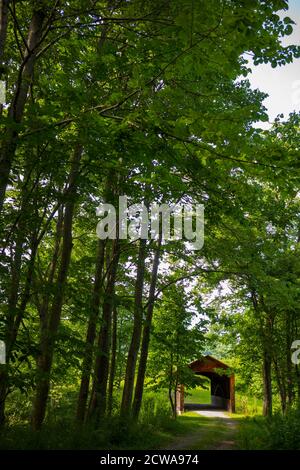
left=185, top=384, right=211, bottom=405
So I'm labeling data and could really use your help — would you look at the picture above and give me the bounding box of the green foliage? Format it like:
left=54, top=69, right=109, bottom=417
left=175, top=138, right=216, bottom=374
left=238, top=408, right=300, bottom=450
left=1, top=0, right=300, bottom=451
left=267, top=408, right=300, bottom=449
left=147, top=285, right=206, bottom=401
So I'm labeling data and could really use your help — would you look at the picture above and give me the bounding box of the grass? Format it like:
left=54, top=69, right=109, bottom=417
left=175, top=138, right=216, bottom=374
left=182, top=386, right=266, bottom=450
left=0, top=412, right=233, bottom=450
left=171, top=412, right=237, bottom=450
left=235, top=394, right=263, bottom=416
left=235, top=415, right=269, bottom=450
left=236, top=407, right=300, bottom=450
left=184, top=387, right=211, bottom=405
left=0, top=385, right=272, bottom=450
left=0, top=388, right=237, bottom=450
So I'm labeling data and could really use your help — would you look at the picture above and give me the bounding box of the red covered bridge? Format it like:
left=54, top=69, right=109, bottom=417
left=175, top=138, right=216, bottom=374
left=176, top=355, right=235, bottom=414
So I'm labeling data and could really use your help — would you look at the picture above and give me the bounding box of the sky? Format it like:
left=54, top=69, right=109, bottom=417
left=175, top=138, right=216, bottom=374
left=248, top=0, right=300, bottom=127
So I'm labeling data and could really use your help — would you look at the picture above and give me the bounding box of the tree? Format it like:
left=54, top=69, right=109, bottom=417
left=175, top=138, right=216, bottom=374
left=148, top=284, right=205, bottom=417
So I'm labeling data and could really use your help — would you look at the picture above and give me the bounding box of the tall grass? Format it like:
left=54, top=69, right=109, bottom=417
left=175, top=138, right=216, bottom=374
left=237, top=407, right=300, bottom=450
left=0, top=388, right=174, bottom=450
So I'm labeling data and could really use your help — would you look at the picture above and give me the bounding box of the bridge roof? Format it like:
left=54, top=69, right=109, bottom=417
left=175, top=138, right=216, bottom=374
left=189, top=355, right=232, bottom=374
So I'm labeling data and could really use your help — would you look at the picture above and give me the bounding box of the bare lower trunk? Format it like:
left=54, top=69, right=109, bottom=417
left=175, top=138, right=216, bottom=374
left=107, top=306, right=118, bottom=417
left=0, top=168, right=41, bottom=424
left=88, top=241, right=120, bottom=421
left=31, top=145, right=82, bottom=430
left=0, top=368, right=7, bottom=425
left=286, top=312, right=294, bottom=407
left=121, top=238, right=147, bottom=417
left=168, top=386, right=175, bottom=418
left=173, top=385, right=178, bottom=419
left=295, top=364, right=300, bottom=404
left=0, top=0, right=9, bottom=115
left=262, top=348, right=272, bottom=417
left=251, top=291, right=273, bottom=418
left=168, top=351, right=175, bottom=418
left=0, top=0, right=9, bottom=61
left=0, top=235, right=40, bottom=424
left=273, top=358, right=286, bottom=415
left=5, top=231, right=23, bottom=355
left=76, top=240, right=105, bottom=423
left=132, top=236, right=161, bottom=420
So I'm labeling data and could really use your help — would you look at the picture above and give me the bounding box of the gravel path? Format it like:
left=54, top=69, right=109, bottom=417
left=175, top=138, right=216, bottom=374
left=164, top=409, right=238, bottom=451
left=195, top=410, right=238, bottom=450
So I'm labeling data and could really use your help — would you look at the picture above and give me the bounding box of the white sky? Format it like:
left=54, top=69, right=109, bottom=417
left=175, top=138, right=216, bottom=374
left=248, top=0, right=300, bottom=128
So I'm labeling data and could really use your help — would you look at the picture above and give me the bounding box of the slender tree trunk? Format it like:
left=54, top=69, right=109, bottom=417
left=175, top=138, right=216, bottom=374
left=251, top=291, right=273, bottom=418
left=286, top=311, right=294, bottom=407
left=0, top=0, right=9, bottom=116
left=132, top=236, right=162, bottom=420
left=0, top=170, right=41, bottom=425
left=295, top=363, right=300, bottom=404
left=9, top=233, right=39, bottom=350
left=76, top=239, right=105, bottom=423
left=0, top=367, right=6, bottom=425
left=0, top=232, right=40, bottom=424
left=88, top=240, right=120, bottom=421
left=0, top=8, right=45, bottom=213
left=168, top=387, right=175, bottom=418
left=174, top=378, right=178, bottom=419
left=29, top=209, right=63, bottom=428
left=262, top=347, right=272, bottom=417
left=273, top=357, right=287, bottom=414
left=168, top=351, right=175, bottom=418
left=0, top=0, right=9, bottom=118
left=107, top=306, right=118, bottom=417
left=31, top=144, right=82, bottom=430
left=121, top=238, right=147, bottom=417
left=0, top=0, right=9, bottom=61
left=116, top=315, right=124, bottom=389
left=5, top=231, right=23, bottom=351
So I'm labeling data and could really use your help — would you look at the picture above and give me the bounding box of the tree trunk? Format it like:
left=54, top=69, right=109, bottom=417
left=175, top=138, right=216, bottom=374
left=286, top=311, right=294, bottom=407
left=132, top=235, right=162, bottom=420
left=0, top=8, right=45, bottom=213
left=88, top=240, right=120, bottom=421
left=0, top=168, right=42, bottom=425
left=121, top=238, right=147, bottom=417
left=295, top=363, right=300, bottom=405
left=273, top=357, right=287, bottom=415
left=0, top=0, right=9, bottom=117
left=262, top=348, right=272, bottom=417
left=0, top=232, right=40, bottom=424
left=31, top=144, right=82, bottom=430
left=168, top=351, right=175, bottom=418
left=107, top=306, right=118, bottom=417
left=173, top=382, right=178, bottom=419
left=168, top=386, right=175, bottom=419
left=76, top=239, right=105, bottom=423
left=0, top=0, right=9, bottom=118
left=251, top=291, right=273, bottom=418
left=116, top=315, right=124, bottom=389
left=0, top=0, right=9, bottom=61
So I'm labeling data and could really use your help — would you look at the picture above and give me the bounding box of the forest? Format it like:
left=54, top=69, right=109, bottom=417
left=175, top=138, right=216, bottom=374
left=1, top=0, right=300, bottom=453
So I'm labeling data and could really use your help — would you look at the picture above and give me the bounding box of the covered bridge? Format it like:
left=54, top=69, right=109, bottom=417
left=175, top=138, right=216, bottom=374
left=176, top=355, right=235, bottom=414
